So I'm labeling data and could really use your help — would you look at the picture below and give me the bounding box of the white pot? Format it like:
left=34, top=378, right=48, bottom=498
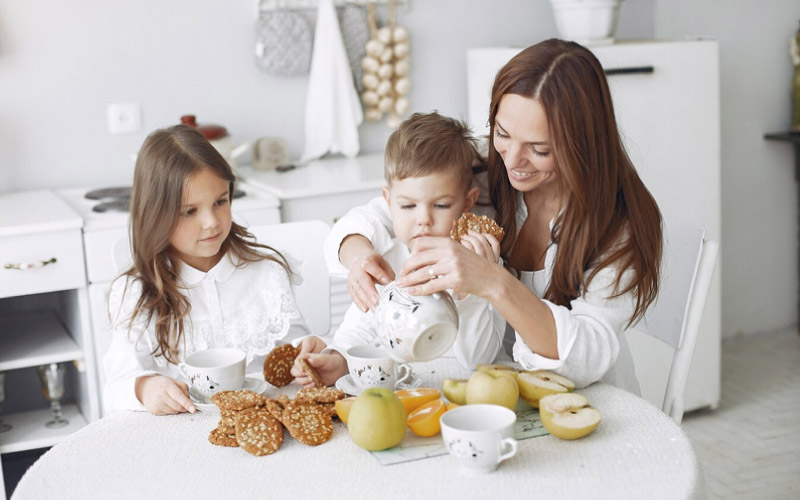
left=549, top=0, right=623, bottom=45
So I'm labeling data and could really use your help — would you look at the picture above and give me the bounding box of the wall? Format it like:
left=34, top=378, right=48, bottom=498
left=0, top=0, right=652, bottom=191
left=655, top=0, right=799, bottom=337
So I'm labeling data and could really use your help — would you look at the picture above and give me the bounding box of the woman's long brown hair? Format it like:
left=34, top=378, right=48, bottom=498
left=487, top=39, right=662, bottom=327
left=121, top=124, right=291, bottom=364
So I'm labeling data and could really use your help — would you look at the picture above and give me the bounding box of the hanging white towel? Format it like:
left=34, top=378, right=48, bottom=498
left=301, top=0, right=363, bottom=162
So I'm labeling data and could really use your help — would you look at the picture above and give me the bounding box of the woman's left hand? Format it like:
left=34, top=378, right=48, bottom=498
left=396, top=236, right=500, bottom=298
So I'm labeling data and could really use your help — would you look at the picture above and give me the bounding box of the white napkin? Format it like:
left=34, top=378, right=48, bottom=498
left=301, top=0, right=363, bottom=162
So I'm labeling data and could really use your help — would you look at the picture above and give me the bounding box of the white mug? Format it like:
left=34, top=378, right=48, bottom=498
left=440, top=404, right=519, bottom=475
left=345, top=345, right=412, bottom=390
left=179, top=348, right=246, bottom=397
left=374, top=281, right=459, bottom=362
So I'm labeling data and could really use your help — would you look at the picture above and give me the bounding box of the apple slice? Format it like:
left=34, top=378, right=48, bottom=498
left=538, top=393, right=601, bottom=440
left=441, top=379, right=468, bottom=406
left=516, top=370, right=575, bottom=408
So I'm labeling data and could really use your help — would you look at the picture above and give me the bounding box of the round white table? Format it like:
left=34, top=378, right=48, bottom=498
left=12, top=359, right=703, bottom=500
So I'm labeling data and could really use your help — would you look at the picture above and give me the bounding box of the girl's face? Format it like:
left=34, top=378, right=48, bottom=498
left=382, top=170, right=478, bottom=249
left=169, top=168, right=232, bottom=272
left=493, top=94, right=559, bottom=194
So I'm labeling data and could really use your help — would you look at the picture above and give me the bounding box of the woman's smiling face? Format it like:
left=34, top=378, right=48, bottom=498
left=493, top=93, right=559, bottom=194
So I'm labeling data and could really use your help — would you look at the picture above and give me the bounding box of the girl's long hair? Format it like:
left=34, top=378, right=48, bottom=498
left=487, top=39, right=662, bottom=326
left=122, top=124, right=291, bottom=363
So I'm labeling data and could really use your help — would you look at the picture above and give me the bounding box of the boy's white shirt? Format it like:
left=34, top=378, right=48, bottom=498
left=325, top=217, right=506, bottom=370
left=323, top=180, right=641, bottom=395
left=103, top=253, right=311, bottom=412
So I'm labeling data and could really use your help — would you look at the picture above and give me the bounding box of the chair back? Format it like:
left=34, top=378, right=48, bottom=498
left=248, top=221, right=331, bottom=336
left=634, top=217, right=719, bottom=423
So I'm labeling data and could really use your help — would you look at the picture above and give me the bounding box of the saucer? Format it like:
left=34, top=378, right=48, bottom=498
left=189, top=377, right=268, bottom=413
left=335, top=373, right=422, bottom=396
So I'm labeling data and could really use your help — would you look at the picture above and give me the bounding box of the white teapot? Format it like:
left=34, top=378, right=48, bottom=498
left=180, top=115, right=248, bottom=171
left=374, top=282, right=459, bottom=363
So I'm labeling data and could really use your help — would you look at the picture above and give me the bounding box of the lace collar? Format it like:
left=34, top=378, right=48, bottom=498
left=178, top=252, right=237, bottom=286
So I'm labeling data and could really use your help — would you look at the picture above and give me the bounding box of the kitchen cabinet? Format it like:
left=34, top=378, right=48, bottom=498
left=0, top=190, right=99, bottom=499
left=238, top=154, right=385, bottom=333
left=466, top=40, right=721, bottom=413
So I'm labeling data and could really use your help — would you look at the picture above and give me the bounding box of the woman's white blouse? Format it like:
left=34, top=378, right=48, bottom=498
left=323, top=188, right=641, bottom=395
left=103, top=253, right=310, bottom=412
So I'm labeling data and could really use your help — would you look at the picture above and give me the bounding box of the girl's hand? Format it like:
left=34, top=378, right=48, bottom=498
left=296, top=336, right=327, bottom=356
left=397, top=236, right=501, bottom=299
left=347, top=252, right=395, bottom=312
left=459, top=231, right=501, bottom=264
left=291, top=352, right=348, bottom=388
left=135, top=375, right=196, bottom=415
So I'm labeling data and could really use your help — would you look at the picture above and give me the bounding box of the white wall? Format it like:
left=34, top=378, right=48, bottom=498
left=655, top=0, right=799, bottom=338
left=0, top=0, right=652, bottom=192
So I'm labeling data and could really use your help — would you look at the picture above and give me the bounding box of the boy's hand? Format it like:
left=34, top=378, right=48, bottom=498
left=459, top=231, right=501, bottom=264
left=347, top=252, right=395, bottom=313
left=291, top=352, right=348, bottom=388
left=135, top=375, right=196, bottom=415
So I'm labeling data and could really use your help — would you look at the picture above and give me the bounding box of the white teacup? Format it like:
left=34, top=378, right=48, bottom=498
left=374, top=281, right=459, bottom=362
left=179, top=348, right=246, bottom=397
left=440, top=404, right=519, bottom=475
left=345, top=345, right=412, bottom=390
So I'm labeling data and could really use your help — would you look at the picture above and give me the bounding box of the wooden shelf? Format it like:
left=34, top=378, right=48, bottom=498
left=0, top=404, right=86, bottom=454
left=0, top=312, right=83, bottom=371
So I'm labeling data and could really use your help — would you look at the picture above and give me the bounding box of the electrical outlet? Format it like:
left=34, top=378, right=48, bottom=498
left=107, top=103, right=142, bottom=134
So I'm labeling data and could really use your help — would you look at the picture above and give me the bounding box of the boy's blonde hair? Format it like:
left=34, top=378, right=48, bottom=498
left=384, top=112, right=480, bottom=190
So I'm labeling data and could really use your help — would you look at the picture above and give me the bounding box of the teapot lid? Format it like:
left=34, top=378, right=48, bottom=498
left=180, top=115, right=228, bottom=140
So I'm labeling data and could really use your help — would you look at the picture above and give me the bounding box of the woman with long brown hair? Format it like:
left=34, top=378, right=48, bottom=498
left=326, top=39, right=662, bottom=393
left=104, top=125, right=310, bottom=415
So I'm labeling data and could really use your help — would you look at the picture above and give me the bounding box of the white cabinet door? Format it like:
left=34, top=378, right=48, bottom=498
left=467, top=41, right=721, bottom=411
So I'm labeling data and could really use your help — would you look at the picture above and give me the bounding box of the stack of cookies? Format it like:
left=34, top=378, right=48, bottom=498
left=207, top=386, right=346, bottom=456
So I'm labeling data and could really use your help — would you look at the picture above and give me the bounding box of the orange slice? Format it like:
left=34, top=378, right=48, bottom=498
left=395, top=388, right=441, bottom=415
left=334, top=396, right=357, bottom=424
left=407, top=399, right=447, bottom=437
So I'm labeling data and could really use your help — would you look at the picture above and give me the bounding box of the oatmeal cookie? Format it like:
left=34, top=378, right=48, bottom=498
left=208, top=427, right=239, bottom=447
left=450, top=212, right=505, bottom=243
left=281, top=401, right=333, bottom=446
left=297, top=357, right=325, bottom=388
left=210, top=389, right=267, bottom=412
left=235, top=408, right=284, bottom=456
left=294, top=386, right=346, bottom=404
left=263, top=343, right=300, bottom=387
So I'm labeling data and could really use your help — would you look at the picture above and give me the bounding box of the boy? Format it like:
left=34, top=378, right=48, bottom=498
left=292, top=112, right=506, bottom=387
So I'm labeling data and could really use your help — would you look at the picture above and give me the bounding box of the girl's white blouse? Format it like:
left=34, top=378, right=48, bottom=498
left=323, top=191, right=641, bottom=395
left=103, top=253, right=310, bottom=412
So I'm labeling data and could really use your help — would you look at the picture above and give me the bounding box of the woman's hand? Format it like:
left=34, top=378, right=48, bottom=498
left=397, top=236, right=502, bottom=299
left=291, top=352, right=349, bottom=388
left=460, top=231, right=501, bottom=264
left=135, top=374, right=196, bottom=415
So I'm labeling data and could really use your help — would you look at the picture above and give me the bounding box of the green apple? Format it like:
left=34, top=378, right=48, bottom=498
left=539, top=392, right=601, bottom=440
left=441, top=379, right=468, bottom=405
left=465, top=370, right=519, bottom=411
left=476, top=364, right=520, bottom=374
left=347, top=388, right=407, bottom=451
left=516, top=370, right=575, bottom=408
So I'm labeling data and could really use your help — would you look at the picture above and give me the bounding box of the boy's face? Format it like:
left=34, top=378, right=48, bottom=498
left=382, top=169, right=479, bottom=248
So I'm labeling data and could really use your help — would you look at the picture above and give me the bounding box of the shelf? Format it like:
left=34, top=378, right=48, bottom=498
left=0, top=312, right=83, bottom=371
left=0, top=404, right=86, bottom=454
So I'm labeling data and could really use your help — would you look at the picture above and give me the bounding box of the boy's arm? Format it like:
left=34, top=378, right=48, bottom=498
left=450, top=294, right=506, bottom=369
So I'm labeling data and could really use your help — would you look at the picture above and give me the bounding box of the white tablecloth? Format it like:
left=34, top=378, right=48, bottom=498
left=12, top=358, right=703, bottom=500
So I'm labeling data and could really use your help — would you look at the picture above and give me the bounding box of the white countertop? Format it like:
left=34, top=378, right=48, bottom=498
left=0, top=190, right=82, bottom=237
left=238, top=153, right=385, bottom=200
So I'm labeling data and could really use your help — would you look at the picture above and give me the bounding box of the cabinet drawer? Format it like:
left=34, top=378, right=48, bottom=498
left=0, top=229, right=85, bottom=298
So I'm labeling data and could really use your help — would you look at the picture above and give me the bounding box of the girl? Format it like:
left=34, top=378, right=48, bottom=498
left=103, top=125, right=310, bottom=415
left=327, top=39, right=662, bottom=394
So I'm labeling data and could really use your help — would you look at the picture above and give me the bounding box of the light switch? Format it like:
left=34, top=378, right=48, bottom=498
left=107, top=103, right=142, bottom=134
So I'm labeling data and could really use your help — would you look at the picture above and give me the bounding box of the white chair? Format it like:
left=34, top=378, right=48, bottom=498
left=635, top=217, right=719, bottom=424
left=111, top=220, right=331, bottom=336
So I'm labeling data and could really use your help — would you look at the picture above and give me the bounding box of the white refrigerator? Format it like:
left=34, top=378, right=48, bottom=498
left=466, top=40, right=721, bottom=413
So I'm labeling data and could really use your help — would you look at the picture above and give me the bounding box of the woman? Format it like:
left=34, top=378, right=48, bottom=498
left=325, top=39, right=662, bottom=393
